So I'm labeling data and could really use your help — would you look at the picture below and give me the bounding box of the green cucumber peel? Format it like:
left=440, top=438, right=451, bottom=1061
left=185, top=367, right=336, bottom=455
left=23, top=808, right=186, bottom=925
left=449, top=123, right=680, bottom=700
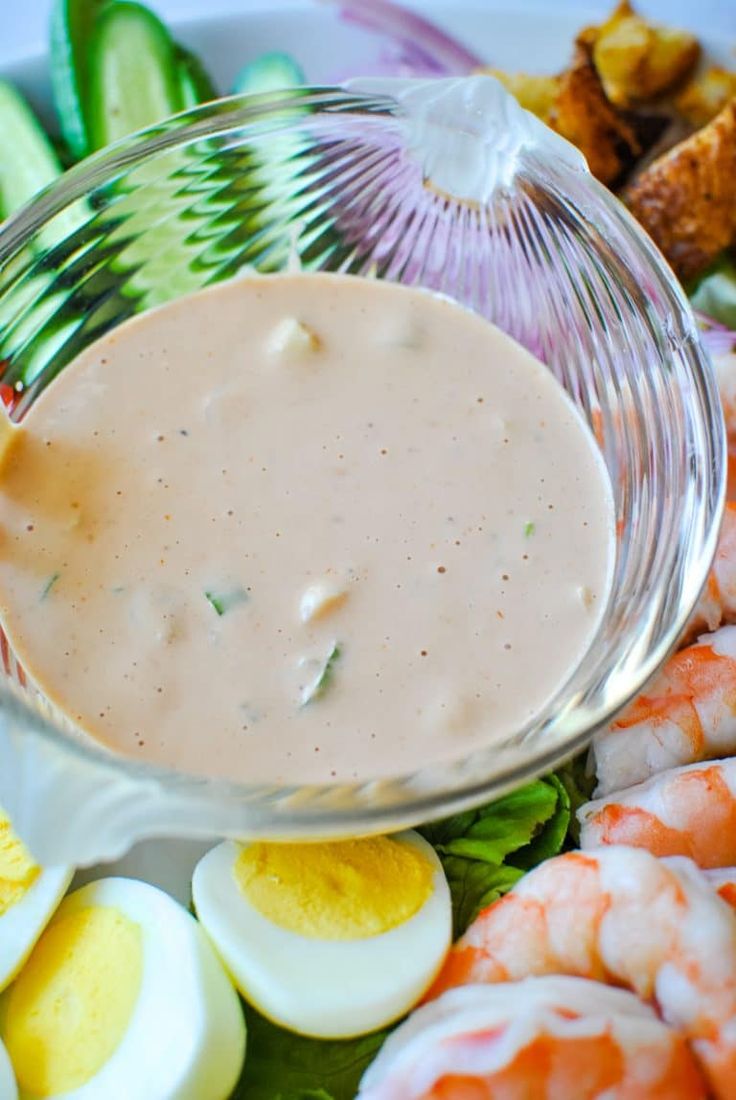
left=50, top=0, right=110, bottom=160
left=87, top=1, right=185, bottom=151
left=0, top=81, right=63, bottom=219
left=232, top=51, right=305, bottom=96
left=175, top=44, right=219, bottom=108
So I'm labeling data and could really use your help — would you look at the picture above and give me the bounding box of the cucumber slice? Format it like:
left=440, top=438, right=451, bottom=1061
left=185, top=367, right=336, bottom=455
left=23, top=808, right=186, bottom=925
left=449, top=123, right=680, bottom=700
left=0, top=83, right=87, bottom=396
left=50, top=0, right=109, bottom=160
left=88, top=1, right=185, bottom=150
left=176, top=45, right=218, bottom=108
left=0, top=81, right=63, bottom=218
left=232, top=52, right=305, bottom=96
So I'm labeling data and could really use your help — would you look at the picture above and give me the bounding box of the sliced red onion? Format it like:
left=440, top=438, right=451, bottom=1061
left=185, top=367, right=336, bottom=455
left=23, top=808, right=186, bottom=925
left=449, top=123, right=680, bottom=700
left=697, top=311, right=736, bottom=358
left=325, top=0, right=484, bottom=76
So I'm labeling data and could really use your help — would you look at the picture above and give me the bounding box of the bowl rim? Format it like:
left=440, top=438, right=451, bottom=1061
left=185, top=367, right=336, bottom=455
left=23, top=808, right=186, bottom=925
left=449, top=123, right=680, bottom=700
left=0, top=86, right=726, bottom=848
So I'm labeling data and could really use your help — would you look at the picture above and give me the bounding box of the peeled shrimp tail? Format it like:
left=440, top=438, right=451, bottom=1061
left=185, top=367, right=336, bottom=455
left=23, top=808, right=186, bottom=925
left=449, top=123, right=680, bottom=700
left=358, top=977, right=707, bottom=1100
left=591, top=625, right=736, bottom=796
left=703, top=867, right=736, bottom=909
left=715, top=348, right=736, bottom=502
left=688, top=502, right=736, bottom=638
left=687, top=350, right=736, bottom=637
left=578, top=757, right=736, bottom=866
left=425, top=847, right=736, bottom=1099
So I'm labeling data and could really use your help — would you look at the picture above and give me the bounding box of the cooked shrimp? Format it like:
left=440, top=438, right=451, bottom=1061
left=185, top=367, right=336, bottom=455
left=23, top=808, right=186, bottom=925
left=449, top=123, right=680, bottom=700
left=704, top=867, right=736, bottom=909
left=358, top=976, right=706, bottom=1099
left=714, top=346, right=736, bottom=431
left=686, top=347, right=736, bottom=635
left=690, top=503, right=736, bottom=636
left=579, top=758, right=736, bottom=867
left=590, top=624, right=736, bottom=795
left=425, top=847, right=736, bottom=1098
left=682, top=343, right=736, bottom=638
left=714, top=348, right=736, bottom=502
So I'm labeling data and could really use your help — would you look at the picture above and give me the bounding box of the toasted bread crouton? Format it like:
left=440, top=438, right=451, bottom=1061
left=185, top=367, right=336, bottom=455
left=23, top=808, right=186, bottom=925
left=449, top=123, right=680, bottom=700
left=676, top=67, right=736, bottom=127
left=478, top=70, right=559, bottom=122
left=548, top=42, right=640, bottom=185
left=625, top=99, right=736, bottom=281
left=588, top=1, right=699, bottom=106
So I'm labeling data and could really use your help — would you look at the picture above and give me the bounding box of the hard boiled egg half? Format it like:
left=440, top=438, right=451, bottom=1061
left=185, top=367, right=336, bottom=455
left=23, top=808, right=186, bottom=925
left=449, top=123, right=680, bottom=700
left=193, top=831, right=452, bottom=1038
left=0, top=1037, right=17, bottom=1100
left=0, top=808, right=72, bottom=993
left=0, top=877, right=245, bottom=1099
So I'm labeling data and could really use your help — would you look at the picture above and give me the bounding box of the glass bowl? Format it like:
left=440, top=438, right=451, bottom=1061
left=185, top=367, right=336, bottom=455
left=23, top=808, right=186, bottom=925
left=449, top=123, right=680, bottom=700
left=0, top=78, right=724, bottom=866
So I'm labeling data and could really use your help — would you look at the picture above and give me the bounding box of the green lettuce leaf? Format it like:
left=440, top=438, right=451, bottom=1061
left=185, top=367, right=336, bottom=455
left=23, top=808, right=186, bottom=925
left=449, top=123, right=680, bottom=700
left=420, top=775, right=571, bottom=936
left=441, top=857, right=524, bottom=939
left=424, top=780, right=558, bottom=863
left=232, top=1002, right=388, bottom=1100
left=513, top=774, right=570, bottom=869
left=689, top=253, right=736, bottom=329
left=420, top=776, right=566, bottom=862
left=554, top=754, right=595, bottom=846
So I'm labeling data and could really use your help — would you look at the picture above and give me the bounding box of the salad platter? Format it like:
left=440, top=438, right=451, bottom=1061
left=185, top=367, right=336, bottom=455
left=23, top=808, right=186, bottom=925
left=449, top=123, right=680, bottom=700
left=0, top=1, right=735, bottom=1098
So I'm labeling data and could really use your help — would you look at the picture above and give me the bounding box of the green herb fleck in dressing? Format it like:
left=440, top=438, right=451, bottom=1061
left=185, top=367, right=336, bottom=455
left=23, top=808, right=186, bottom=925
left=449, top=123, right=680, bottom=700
left=40, top=573, right=60, bottom=600
left=204, top=587, right=249, bottom=616
left=300, top=643, right=341, bottom=706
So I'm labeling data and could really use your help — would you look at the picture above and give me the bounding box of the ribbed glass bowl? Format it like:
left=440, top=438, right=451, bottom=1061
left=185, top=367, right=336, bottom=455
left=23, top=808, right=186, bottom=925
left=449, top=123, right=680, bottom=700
left=0, top=79, right=724, bottom=865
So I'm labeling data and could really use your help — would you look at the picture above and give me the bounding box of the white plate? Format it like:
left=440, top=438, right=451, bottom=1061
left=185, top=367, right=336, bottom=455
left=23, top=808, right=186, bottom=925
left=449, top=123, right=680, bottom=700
left=2, top=0, right=734, bottom=900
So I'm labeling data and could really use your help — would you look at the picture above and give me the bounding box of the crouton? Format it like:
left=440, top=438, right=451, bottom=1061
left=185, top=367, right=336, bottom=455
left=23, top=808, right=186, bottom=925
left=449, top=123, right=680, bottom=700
left=477, top=70, right=559, bottom=122
left=676, top=67, right=736, bottom=127
left=625, top=98, right=736, bottom=281
left=589, top=1, right=699, bottom=105
left=548, top=42, right=640, bottom=185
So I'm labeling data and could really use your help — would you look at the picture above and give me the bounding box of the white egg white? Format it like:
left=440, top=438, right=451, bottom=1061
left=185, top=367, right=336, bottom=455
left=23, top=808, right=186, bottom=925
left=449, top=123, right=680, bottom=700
left=0, top=1036, right=17, bottom=1100
left=3, top=878, right=246, bottom=1100
left=192, top=830, right=452, bottom=1039
left=0, top=863, right=72, bottom=993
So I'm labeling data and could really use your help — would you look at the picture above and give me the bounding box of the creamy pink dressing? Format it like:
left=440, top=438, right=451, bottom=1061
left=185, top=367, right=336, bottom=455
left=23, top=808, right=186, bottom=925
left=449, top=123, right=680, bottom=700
left=0, top=274, right=613, bottom=784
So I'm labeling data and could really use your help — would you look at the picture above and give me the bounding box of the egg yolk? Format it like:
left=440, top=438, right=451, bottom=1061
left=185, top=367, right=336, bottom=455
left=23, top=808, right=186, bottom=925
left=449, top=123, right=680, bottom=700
left=235, top=836, right=434, bottom=939
left=2, top=905, right=143, bottom=1096
left=0, top=814, right=39, bottom=917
